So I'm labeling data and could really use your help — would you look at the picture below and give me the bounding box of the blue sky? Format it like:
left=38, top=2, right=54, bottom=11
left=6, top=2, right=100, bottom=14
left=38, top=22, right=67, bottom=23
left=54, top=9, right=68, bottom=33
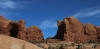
left=0, top=0, right=100, bottom=39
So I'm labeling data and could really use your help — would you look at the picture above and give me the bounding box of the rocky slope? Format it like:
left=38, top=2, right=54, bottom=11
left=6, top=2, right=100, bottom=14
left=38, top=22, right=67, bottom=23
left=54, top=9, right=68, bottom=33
left=0, top=34, right=42, bottom=49
left=54, top=17, right=100, bottom=43
left=0, top=16, right=44, bottom=42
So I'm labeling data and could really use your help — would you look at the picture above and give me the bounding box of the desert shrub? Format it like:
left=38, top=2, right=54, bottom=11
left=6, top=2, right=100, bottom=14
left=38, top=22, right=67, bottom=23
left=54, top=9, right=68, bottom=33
left=71, top=43, right=75, bottom=46
left=48, top=46, right=53, bottom=49
left=92, top=44, right=97, bottom=48
left=88, top=40, right=95, bottom=43
left=46, top=38, right=61, bottom=43
left=76, top=44, right=82, bottom=49
left=36, top=44, right=46, bottom=49
left=32, top=40, right=45, bottom=44
left=59, top=44, right=63, bottom=47
left=59, top=47, right=63, bottom=49
left=64, top=44, right=69, bottom=47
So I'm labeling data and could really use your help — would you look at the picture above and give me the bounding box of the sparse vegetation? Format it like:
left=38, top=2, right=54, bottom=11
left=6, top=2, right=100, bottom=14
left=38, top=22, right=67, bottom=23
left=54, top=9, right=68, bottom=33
left=71, top=43, right=75, bottom=46
left=92, top=44, right=97, bottom=48
left=32, top=41, right=100, bottom=49
left=88, top=40, right=95, bottom=43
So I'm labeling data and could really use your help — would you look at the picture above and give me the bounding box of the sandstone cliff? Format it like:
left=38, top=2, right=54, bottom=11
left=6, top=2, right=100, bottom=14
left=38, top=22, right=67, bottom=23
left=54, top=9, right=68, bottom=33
left=54, top=17, right=100, bottom=43
left=0, top=16, right=44, bottom=42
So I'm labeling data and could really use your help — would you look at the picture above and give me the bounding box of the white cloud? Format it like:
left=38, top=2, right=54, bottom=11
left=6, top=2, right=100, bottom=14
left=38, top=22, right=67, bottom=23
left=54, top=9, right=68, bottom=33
left=40, top=20, right=57, bottom=29
left=0, top=0, right=37, bottom=9
left=73, top=6, right=100, bottom=18
left=0, top=0, right=38, bottom=18
left=0, top=0, right=19, bottom=9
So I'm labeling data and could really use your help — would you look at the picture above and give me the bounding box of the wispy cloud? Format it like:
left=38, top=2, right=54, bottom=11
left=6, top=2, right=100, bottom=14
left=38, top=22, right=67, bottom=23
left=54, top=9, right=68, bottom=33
left=0, top=0, right=38, bottom=9
left=0, top=0, right=20, bottom=9
left=0, top=0, right=21, bottom=18
left=0, top=0, right=38, bottom=18
left=73, top=6, right=100, bottom=18
left=40, top=20, right=57, bottom=29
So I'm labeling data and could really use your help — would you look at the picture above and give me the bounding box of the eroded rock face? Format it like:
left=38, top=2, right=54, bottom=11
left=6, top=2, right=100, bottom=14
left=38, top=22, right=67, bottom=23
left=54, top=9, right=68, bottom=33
left=0, top=16, right=44, bottom=42
left=83, top=24, right=98, bottom=41
left=0, top=16, right=11, bottom=35
left=54, top=17, right=100, bottom=43
left=9, top=20, right=26, bottom=40
left=26, top=26, right=44, bottom=42
left=96, top=27, right=100, bottom=39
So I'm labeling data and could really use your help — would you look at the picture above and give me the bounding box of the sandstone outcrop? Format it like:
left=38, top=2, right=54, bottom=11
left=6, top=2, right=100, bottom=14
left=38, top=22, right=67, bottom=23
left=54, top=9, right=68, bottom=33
left=0, top=16, right=44, bottom=42
left=83, top=24, right=98, bottom=42
left=0, top=34, right=42, bottom=49
left=0, top=16, right=11, bottom=35
left=54, top=17, right=100, bottom=43
left=9, top=20, right=26, bottom=40
left=26, top=26, right=44, bottom=42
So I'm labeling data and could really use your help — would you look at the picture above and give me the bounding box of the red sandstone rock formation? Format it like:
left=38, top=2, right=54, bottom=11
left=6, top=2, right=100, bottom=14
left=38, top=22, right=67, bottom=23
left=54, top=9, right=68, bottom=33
left=54, top=17, right=100, bottom=43
left=97, top=26, right=100, bottom=39
left=8, top=20, right=26, bottom=40
left=0, top=16, right=44, bottom=42
left=83, top=24, right=98, bottom=42
left=0, top=16, right=11, bottom=35
left=26, top=26, right=44, bottom=42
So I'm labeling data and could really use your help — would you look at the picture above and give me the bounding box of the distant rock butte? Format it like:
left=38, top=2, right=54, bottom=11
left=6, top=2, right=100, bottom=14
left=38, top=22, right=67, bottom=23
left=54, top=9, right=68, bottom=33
left=0, top=16, right=44, bottom=42
left=54, top=17, right=100, bottom=43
